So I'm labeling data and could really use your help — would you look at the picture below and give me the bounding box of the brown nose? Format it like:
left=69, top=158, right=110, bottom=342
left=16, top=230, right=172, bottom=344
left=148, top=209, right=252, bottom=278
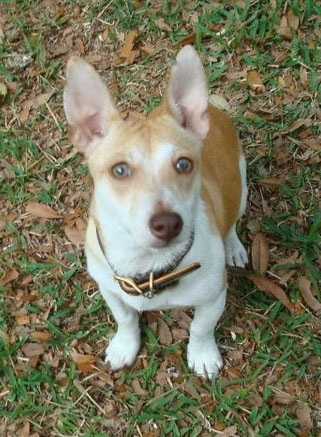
left=149, top=212, right=183, bottom=242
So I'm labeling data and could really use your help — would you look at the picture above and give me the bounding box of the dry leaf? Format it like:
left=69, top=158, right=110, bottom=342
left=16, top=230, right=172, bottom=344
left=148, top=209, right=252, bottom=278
left=22, top=342, right=45, bottom=357
left=32, top=91, right=54, bottom=109
left=259, top=178, right=283, bottom=187
left=226, top=366, right=243, bottom=379
left=177, top=32, right=196, bottom=46
left=220, top=425, right=239, bottom=436
left=0, top=330, right=9, bottom=343
left=296, top=402, right=313, bottom=431
left=64, top=218, right=86, bottom=245
left=278, top=11, right=299, bottom=40
left=251, top=233, right=269, bottom=274
left=248, top=274, right=297, bottom=314
left=226, top=68, right=248, bottom=82
left=0, top=268, right=19, bottom=286
left=155, top=18, right=172, bottom=32
left=131, top=378, right=147, bottom=396
left=287, top=118, right=310, bottom=133
left=299, top=66, right=308, bottom=86
left=247, top=70, right=265, bottom=92
left=71, top=352, right=96, bottom=372
left=30, top=330, right=53, bottom=342
left=26, top=202, right=61, bottom=219
left=272, top=389, right=295, bottom=405
left=140, top=43, right=155, bottom=55
left=286, top=10, right=300, bottom=31
left=119, top=30, right=138, bottom=64
left=0, top=158, right=15, bottom=179
left=158, top=317, right=172, bottom=346
left=16, top=315, right=31, bottom=325
left=298, top=276, right=321, bottom=315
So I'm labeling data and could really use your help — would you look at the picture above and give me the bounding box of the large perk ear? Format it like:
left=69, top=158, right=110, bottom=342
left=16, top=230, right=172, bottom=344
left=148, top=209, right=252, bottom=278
left=63, top=56, right=118, bottom=153
left=166, top=46, right=209, bottom=139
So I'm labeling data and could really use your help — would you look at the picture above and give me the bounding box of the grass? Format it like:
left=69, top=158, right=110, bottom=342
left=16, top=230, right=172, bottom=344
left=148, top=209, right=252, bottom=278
left=1, top=0, right=321, bottom=435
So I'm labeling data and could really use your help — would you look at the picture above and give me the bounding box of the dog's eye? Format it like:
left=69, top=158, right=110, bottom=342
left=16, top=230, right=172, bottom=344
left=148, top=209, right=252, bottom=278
left=111, top=162, right=131, bottom=179
left=175, top=157, right=193, bottom=174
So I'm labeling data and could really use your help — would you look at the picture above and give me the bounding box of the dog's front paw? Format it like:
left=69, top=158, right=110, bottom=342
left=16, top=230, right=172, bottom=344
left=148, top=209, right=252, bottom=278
left=105, top=332, right=141, bottom=370
left=187, top=339, right=223, bottom=379
left=225, top=231, right=248, bottom=268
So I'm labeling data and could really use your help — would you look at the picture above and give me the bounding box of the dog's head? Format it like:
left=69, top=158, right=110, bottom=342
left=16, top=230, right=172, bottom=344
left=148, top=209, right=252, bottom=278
left=63, top=46, right=209, bottom=253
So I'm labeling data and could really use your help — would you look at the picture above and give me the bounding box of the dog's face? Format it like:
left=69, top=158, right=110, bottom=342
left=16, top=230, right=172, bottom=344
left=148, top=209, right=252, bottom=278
left=86, top=115, right=202, bottom=250
left=64, top=46, right=209, bottom=253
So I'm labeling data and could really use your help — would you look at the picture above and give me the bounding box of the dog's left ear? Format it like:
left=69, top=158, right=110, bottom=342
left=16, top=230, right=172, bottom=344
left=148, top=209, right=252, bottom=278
left=167, top=46, right=209, bottom=140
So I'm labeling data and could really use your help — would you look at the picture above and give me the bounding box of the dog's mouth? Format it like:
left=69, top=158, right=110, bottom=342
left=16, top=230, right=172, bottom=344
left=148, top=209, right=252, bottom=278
left=149, top=227, right=196, bottom=264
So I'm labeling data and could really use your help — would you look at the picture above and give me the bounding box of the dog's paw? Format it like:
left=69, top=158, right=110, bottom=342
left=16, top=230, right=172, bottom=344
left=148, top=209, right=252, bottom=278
left=105, top=332, right=140, bottom=370
left=225, top=232, right=248, bottom=268
left=187, top=339, right=223, bottom=379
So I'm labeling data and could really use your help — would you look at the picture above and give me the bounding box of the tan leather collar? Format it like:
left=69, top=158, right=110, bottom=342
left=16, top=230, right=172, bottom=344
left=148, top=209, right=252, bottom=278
left=95, top=225, right=201, bottom=298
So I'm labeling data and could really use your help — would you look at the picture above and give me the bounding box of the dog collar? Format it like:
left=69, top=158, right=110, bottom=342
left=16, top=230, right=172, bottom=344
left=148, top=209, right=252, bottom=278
left=95, top=226, right=201, bottom=299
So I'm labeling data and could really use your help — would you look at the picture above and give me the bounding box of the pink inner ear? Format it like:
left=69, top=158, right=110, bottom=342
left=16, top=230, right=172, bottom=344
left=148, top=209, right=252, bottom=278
left=167, top=47, right=209, bottom=140
left=68, top=112, right=106, bottom=151
left=64, top=56, right=118, bottom=152
left=85, top=112, right=104, bottom=137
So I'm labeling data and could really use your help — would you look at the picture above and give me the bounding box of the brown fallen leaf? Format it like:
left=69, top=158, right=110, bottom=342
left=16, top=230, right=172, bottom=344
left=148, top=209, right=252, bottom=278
left=287, top=118, right=310, bottom=133
left=220, top=425, right=239, bottom=436
left=248, top=274, right=297, bottom=314
left=271, top=389, right=296, bottom=405
left=259, top=178, right=283, bottom=187
left=0, top=158, right=15, bottom=180
left=32, top=91, right=54, bottom=109
left=0, top=268, right=19, bottom=286
left=30, top=330, right=53, bottom=342
left=119, top=30, right=138, bottom=64
left=22, top=342, right=45, bottom=357
left=247, top=70, right=265, bottom=92
left=64, top=217, right=86, bottom=245
left=251, top=233, right=269, bottom=274
left=131, top=378, right=147, bottom=396
left=296, top=402, right=313, bottom=431
left=155, top=18, right=172, bottom=32
left=16, top=315, right=31, bottom=325
left=286, top=10, right=300, bottom=32
left=26, top=202, right=61, bottom=219
left=70, top=352, right=96, bottom=373
left=158, top=317, right=172, bottom=346
left=298, top=276, right=321, bottom=315
left=177, top=32, right=196, bottom=46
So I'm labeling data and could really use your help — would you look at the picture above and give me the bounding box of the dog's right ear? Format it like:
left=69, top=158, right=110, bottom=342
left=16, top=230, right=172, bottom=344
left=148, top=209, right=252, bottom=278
left=63, top=57, right=118, bottom=154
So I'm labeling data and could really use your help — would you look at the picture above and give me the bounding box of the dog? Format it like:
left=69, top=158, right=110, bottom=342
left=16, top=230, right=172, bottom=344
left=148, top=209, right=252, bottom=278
left=63, top=45, right=248, bottom=379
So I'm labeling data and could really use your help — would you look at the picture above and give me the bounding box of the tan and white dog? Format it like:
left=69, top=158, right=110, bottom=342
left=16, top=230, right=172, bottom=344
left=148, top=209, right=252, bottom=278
left=63, top=46, right=248, bottom=379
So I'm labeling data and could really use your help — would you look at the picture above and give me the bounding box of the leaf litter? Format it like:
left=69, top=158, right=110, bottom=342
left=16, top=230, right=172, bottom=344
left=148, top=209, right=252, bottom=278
left=0, top=0, right=320, bottom=435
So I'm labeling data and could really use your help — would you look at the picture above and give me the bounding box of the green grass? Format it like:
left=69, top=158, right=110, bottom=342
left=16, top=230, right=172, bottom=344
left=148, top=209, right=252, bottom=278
left=0, top=0, right=320, bottom=435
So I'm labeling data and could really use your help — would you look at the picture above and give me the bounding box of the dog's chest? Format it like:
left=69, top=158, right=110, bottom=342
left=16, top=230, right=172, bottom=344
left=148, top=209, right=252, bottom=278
left=86, top=216, right=226, bottom=312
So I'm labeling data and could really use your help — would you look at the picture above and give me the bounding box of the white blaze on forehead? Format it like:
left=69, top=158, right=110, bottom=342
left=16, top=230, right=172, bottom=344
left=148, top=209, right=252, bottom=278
left=129, top=142, right=177, bottom=173
left=152, top=142, right=176, bottom=170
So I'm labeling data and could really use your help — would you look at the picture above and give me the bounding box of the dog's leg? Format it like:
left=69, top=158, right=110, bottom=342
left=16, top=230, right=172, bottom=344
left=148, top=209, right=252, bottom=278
left=187, top=290, right=226, bottom=379
left=102, top=292, right=141, bottom=370
left=225, top=225, right=248, bottom=267
left=225, top=154, right=248, bottom=267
